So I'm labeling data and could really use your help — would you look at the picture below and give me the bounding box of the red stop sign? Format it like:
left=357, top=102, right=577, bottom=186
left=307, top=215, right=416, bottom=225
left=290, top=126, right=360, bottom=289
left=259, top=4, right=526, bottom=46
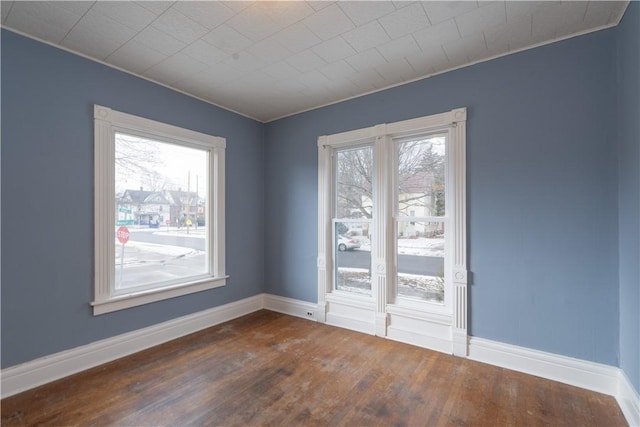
left=117, top=226, right=130, bottom=244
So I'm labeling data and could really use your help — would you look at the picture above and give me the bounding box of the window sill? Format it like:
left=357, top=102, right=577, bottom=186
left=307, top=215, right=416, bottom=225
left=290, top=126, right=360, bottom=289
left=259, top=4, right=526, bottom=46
left=91, top=276, right=228, bottom=315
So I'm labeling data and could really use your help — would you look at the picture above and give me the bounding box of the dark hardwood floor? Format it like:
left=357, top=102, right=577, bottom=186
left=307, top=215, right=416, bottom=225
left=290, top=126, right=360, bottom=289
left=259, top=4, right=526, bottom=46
left=1, top=310, right=627, bottom=426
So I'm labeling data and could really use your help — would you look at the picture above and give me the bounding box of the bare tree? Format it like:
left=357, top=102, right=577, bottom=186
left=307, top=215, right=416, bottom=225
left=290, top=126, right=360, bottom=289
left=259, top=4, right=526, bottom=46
left=115, top=134, right=163, bottom=191
left=335, top=138, right=445, bottom=219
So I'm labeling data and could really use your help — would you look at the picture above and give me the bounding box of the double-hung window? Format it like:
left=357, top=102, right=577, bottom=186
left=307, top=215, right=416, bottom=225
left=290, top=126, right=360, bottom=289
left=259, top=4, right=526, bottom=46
left=318, top=108, right=468, bottom=355
left=93, top=105, right=226, bottom=315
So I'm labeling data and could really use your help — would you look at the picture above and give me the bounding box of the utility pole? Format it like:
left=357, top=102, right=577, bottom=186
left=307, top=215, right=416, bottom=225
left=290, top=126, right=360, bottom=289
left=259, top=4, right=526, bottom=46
left=186, top=170, right=191, bottom=234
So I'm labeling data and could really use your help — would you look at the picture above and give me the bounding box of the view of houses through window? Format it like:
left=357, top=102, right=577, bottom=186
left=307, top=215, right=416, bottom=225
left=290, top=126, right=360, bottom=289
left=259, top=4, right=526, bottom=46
left=114, top=133, right=208, bottom=290
left=333, top=135, right=446, bottom=303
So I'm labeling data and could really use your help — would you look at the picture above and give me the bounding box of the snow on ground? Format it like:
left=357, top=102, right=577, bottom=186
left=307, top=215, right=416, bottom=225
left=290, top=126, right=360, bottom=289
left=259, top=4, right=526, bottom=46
left=126, top=226, right=207, bottom=239
left=153, top=229, right=206, bottom=239
left=355, top=237, right=444, bottom=257
left=336, top=268, right=444, bottom=302
left=116, top=240, right=202, bottom=267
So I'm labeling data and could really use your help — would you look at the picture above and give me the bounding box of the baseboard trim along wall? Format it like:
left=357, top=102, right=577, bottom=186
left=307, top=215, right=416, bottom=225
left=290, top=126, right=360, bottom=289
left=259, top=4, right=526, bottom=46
left=2, top=294, right=639, bottom=426
left=1, top=294, right=264, bottom=398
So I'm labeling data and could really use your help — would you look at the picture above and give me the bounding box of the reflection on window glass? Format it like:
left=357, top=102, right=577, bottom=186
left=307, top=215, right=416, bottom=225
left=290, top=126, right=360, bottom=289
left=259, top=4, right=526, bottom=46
left=114, top=133, right=208, bottom=291
left=397, top=221, right=445, bottom=303
left=397, top=136, right=445, bottom=217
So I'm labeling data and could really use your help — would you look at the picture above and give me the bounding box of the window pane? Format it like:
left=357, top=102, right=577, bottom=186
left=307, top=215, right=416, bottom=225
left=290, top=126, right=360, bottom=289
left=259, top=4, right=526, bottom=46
left=115, top=133, right=208, bottom=291
left=397, top=221, right=444, bottom=303
left=397, top=136, right=446, bottom=217
left=334, top=221, right=371, bottom=296
left=336, top=146, right=373, bottom=219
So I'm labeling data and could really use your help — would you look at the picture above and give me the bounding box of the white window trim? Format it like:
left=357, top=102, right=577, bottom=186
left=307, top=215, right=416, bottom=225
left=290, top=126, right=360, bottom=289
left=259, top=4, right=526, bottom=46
left=317, top=108, right=468, bottom=356
left=92, top=105, right=226, bottom=315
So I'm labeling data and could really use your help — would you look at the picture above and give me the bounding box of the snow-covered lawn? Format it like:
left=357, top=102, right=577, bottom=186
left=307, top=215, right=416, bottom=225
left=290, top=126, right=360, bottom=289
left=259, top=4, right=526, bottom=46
left=116, top=240, right=202, bottom=267
left=335, top=268, right=444, bottom=302
left=355, top=237, right=444, bottom=257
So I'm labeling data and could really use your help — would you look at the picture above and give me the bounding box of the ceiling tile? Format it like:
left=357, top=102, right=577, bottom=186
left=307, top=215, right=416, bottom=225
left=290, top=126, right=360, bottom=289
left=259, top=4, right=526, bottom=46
left=346, top=49, right=388, bottom=72
left=422, top=1, right=478, bottom=25
left=376, top=34, right=422, bottom=62
left=302, top=4, right=355, bottom=40
left=144, top=52, right=208, bottom=84
left=319, top=59, right=356, bottom=80
left=182, top=40, right=228, bottom=67
left=152, top=8, right=209, bottom=44
left=226, top=3, right=282, bottom=42
left=62, top=9, right=137, bottom=59
left=378, top=2, right=431, bottom=39
left=307, top=1, right=336, bottom=12
left=5, top=2, right=84, bottom=43
left=484, top=16, right=532, bottom=52
left=442, top=33, right=487, bottom=64
left=1, top=1, right=13, bottom=24
left=297, top=69, right=332, bottom=87
left=134, top=25, right=186, bottom=56
left=506, top=1, right=559, bottom=22
left=312, top=36, right=357, bottom=63
left=582, top=1, right=616, bottom=28
left=2, top=0, right=627, bottom=123
left=134, top=1, right=173, bottom=16
left=342, top=20, right=391, bottom=52
left=262, top=61, right=302, bottom=81
left=201, top=24, right=253, bottom=54
left=245, top=38, right=292, bottom=65
left=223, top=51, right=266, bottom=76
left=455, top=2, right=507, bottom=38
left=259, top=1, right=315, bottom=28
left=337, top=1, right=396, bottom=26
left=348, top=69, right=386, bottom=91
left=531, top=2, right=588, bottom=38
left=173, top=2, right=235, bottom=30
left=286, top=50, right=327, bottom=73
left=375, top=58, right=417, bottom=82
left=55, top=2, right=94, bottom=16
left=221, top=1, right=251, bottom=14
left=106, top=40, right=167, bottom=74
left=271, top=22, right=322, bottom=54
left=412, top=18, right=460, bottom=50
left=92, top=2, right=157, bottom=32
left=406, top=50, right=439, bottom=75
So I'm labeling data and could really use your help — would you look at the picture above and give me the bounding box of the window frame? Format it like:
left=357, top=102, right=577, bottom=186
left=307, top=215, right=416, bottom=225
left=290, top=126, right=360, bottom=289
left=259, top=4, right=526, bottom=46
left=317, top=108, right=468, bottom=356
left=92, top=105, right=226, bottom=315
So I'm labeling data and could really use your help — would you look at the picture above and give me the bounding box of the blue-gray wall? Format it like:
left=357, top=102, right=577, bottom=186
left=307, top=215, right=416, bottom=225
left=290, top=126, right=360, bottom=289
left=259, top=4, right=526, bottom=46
left=1, top=30, right=265, bottom=368
left=1, top=9, right=637, bottom=378
left=617, top=1, right=640, bottom=394
left=265, top=29, right=620, bottom=366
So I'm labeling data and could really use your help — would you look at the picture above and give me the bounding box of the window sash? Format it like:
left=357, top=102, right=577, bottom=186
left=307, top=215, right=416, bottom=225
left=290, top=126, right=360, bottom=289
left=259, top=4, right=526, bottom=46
left=93, top=105, right=226, bottom=315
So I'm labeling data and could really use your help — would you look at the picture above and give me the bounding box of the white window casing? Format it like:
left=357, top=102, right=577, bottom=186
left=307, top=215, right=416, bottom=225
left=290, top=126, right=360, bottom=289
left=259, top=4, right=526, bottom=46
left=317, top=108, right=468, bottom=356
left=93, top=105, right=226, bottom=315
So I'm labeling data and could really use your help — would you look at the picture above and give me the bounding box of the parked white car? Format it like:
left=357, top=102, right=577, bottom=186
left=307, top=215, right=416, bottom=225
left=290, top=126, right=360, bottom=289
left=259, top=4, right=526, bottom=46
left=337, top=235, right=360, bottom=251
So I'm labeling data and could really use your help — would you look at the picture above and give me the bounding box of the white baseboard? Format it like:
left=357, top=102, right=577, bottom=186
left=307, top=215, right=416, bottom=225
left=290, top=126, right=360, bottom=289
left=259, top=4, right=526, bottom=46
left=618, top=370, right=640, bottom=427
left=468, top=336, right=639, bottom=426
left=263, top=294, right=318, bottom=321
left=468, top=337, right=620, bottom=395
left=1, top=294, right=263, bottom=399
left=3, top=293, right=638, bottom=427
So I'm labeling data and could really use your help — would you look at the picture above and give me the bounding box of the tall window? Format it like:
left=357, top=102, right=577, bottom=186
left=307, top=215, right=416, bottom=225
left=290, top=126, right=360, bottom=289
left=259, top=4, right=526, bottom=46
left=334, top=145, right=373, bottom=296
left=395, top=134, right=447, bottom=303
left=317, top=108, right=467, bottom=356
left=93, top=105, right=226, bottom=315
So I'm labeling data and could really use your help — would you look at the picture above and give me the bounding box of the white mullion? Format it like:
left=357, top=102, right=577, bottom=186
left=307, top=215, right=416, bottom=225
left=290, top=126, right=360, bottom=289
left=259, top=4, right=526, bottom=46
left=372, top=125, right=389, bottom=336
left=317, top=136, right=331, bottom=322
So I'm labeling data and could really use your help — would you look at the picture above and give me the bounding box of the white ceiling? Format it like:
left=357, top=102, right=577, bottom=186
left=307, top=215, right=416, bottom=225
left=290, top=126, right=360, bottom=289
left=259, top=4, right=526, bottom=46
left=1, top=1, right=629, bottom=122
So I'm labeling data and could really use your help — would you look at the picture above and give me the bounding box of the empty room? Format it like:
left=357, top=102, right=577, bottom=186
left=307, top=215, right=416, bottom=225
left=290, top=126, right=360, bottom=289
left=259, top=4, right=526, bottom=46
left=1, top=1, right=639, bottom=425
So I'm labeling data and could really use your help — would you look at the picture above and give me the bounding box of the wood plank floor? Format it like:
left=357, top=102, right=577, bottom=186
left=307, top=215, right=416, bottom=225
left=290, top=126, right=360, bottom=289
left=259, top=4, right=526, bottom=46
left=1, top=310, right=627, bottom=426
